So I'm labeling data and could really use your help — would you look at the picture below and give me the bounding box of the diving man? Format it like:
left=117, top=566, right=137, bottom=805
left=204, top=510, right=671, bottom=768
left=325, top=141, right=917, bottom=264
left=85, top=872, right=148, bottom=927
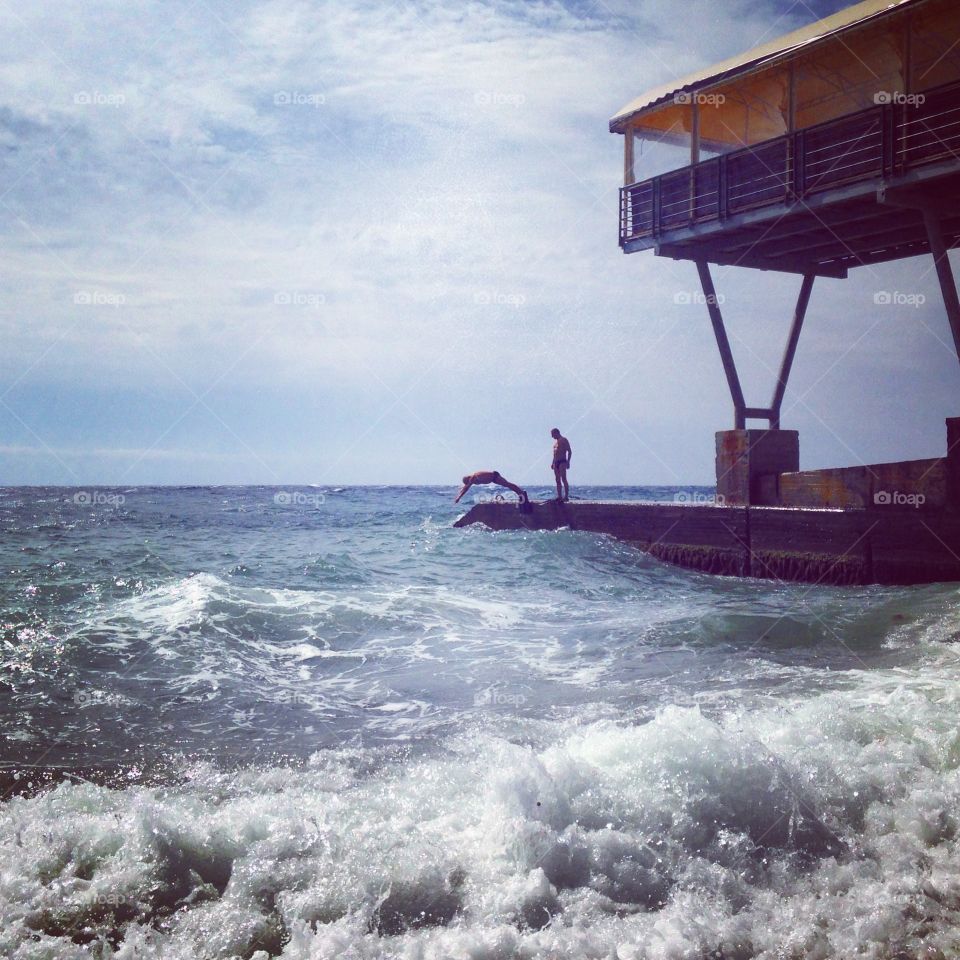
left=454, top=470, right=528, bottom=504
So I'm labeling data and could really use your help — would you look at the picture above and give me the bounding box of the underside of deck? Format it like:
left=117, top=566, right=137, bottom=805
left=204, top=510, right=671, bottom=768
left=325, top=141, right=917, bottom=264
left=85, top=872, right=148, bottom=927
left=645, top=168, right=960, bottom=277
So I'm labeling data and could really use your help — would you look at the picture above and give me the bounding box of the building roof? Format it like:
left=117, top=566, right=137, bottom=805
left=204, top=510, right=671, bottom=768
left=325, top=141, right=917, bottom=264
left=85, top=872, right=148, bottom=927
left=609, top=0, right=920, bottom=133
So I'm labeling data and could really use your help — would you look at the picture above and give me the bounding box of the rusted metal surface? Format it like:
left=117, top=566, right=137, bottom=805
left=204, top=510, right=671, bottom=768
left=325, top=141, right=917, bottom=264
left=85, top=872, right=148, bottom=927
left=779, top=458, right=946, bottom=509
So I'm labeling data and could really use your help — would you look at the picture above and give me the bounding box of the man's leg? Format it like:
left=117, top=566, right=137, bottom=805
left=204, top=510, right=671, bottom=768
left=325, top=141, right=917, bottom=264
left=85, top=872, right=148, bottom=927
left=562, top=468, right=570, bottom=501
left=554, top=468, right=563, bottom=501
left=498, top=478, right=528, bottom=501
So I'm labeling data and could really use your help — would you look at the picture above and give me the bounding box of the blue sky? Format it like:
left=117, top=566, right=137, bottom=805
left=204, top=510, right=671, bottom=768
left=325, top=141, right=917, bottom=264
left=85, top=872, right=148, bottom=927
left=0, top=0, right=957, bottom=485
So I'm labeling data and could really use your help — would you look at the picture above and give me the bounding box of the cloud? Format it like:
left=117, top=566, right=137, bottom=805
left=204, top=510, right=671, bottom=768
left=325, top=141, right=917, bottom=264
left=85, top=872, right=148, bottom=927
left=0, top=0, right=956, bottom=484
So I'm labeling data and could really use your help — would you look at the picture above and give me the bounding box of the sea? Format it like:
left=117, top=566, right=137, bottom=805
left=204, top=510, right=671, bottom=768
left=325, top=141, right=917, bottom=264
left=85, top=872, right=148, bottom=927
left=1, top=485, right=959, bottom=959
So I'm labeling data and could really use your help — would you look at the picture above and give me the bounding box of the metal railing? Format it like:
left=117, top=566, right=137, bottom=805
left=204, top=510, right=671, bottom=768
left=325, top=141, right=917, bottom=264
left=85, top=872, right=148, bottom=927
left=620, top=80, right=960, bottom=244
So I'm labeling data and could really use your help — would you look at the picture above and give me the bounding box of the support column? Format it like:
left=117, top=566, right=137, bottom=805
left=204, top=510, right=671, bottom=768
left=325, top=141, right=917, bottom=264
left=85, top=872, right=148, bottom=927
left=624, top=123, right=635, bottom=186
left=716, top=429, right=800, bottom=506
left=947, top=417, right=960, bottom=509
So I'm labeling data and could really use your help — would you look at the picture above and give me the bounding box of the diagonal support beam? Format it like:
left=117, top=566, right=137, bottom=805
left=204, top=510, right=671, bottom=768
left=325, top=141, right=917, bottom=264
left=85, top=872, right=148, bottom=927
left=695, top=264, right=815, bottom=431
left=696, top=260, right=746, bottom=429
left=770, top=271, right=815, bottom=429
left=922, top=211, right=960, bottom=369
left=878, top=187, right=960, bottom=369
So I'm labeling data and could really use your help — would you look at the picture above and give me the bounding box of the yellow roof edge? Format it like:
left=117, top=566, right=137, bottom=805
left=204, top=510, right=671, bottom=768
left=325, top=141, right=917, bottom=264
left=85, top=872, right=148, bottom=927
left=609, top=0, right=921, bottom=134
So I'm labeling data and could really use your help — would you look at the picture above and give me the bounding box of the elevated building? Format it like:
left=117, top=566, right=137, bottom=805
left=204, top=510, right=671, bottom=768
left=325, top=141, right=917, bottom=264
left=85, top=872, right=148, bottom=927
left=457, top=0, right=960, bottom=585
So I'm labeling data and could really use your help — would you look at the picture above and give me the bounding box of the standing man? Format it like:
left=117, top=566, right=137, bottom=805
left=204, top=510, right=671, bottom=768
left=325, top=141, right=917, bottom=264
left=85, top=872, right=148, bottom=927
left=550, top=428, right=571, bottom=502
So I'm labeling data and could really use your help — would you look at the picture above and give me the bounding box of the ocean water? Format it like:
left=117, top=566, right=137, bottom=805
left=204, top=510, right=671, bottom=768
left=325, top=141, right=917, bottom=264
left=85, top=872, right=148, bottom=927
left=2, top=485, right=960, bottom=959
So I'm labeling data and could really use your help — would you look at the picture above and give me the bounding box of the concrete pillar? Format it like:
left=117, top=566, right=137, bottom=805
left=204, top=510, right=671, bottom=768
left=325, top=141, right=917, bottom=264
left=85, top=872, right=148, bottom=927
left=716, top=429, right=800, bottom=506
left=947, top=417, right=960, bottom=510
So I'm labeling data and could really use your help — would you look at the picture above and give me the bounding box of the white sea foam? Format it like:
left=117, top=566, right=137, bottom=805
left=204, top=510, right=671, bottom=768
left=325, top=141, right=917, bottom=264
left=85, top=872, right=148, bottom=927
left=3, top=656, right=960, bottom=959
left=68, top=573, right=646, bottom=701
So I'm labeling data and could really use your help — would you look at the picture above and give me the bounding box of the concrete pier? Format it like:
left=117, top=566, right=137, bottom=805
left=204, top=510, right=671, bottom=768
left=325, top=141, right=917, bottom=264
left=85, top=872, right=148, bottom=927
left=454, top=499, right=960, bottom=586
left=456, top=419, right=960, bottom=586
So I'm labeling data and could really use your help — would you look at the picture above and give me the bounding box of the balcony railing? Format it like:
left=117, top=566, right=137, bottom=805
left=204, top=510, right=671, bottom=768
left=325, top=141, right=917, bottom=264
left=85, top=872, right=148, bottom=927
left=620, top=80, right=960, bottom=245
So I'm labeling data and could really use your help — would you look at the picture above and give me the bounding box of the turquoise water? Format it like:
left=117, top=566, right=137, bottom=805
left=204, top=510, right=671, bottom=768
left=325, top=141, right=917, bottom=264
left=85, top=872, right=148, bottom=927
left=1, top=486, right=959, bottom=958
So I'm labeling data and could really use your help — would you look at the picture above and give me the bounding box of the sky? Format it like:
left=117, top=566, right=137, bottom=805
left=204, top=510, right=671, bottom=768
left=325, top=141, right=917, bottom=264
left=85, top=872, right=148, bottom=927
left=0, top=0, right=957, bottom=486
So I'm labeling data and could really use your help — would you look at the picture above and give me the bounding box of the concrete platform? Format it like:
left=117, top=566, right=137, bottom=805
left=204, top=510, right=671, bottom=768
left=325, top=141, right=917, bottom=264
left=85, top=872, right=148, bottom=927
left=453, top=499, right=960, bottom=586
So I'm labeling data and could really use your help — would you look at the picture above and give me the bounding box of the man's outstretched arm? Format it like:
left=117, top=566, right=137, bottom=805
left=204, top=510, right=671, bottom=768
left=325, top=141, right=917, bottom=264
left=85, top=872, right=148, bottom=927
left=454, top=482, right=471, bottom=503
